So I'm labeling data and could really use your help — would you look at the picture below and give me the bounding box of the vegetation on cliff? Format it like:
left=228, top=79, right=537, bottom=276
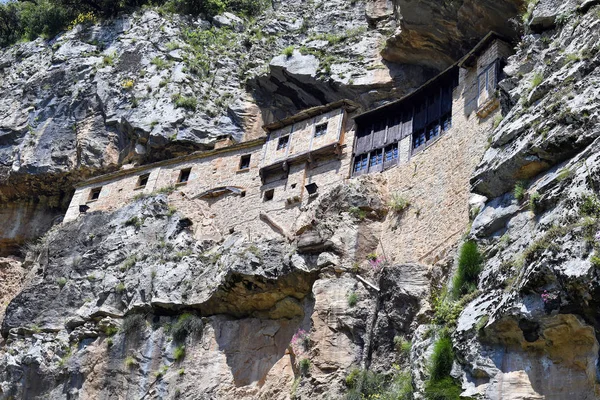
left=0, top=0, right=266, bottom=47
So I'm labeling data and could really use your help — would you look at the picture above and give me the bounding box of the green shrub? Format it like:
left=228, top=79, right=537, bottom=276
left=513, top=181, right=526, bottom=201
left=122, top=314, right=146, bottom=335
left=345, top=367, right=361, bottom=387
left=389, top=194, right=410, bottom=213
left=347, top=291, right=358, bottom=307
left=172, top=94, right=197, bottom=111
left=451, top=241, right=483, bottom=298
left=492, top=113, right=503, bottom=129
left=172, top=313, right=203, bottom=342
left=282, top=45, right=294, bottom=57
left=173, top=344, right=186, bottom=361
left=124, top=356, right=137, bottom=368
left=57, top=277, right=68, bottom=288
left=424, top=377, right=461, bottom=400
left=103, top=52, right=116, bottom=66
left=151, top=56, right=169, bottom=69
left=0, top=2, right=23, bottom=47
left=155, top=365, right=169, bottom=378
left=298, top=358, right=310, bottom=376
left=120, top=254, right=137, bottom=271
left=156, top=185, right=176, bottom=195
left=124, top=216, right=143, bottom=228
left=226, top=0, right=266, bottom=15
left=565, top=52, right=580, bottom=62
left=591, top=253, right=600, bottom=268
left=580, top=194, right=600, bottom=217
left=555, top=11, right=572, bottom=25
left=104, top=326, right=119, bottom=336
left=531, top=72, right=543, bottom=88
left=394, top=336, right=411, bottom=355
left=529, top=191, right=541, bottom=213
left=115, top=282, right=126, bottom=293
left=20, top=0, right=70, bottom=41
left=348, top=206, right=367, bottom=220
left=429, top=335, right=454, bottom=382
left=556, top=168, right=574, bottom=181
left=386, top=370, right=413, bottom=400
left=344, top=369, right=385, bottom=399
left=345, top=366, right=412, bottom=400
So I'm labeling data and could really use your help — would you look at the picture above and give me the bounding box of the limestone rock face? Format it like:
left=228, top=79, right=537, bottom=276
left=0, top=258, right=25, bottom=326
left=382, top=0, right=523, bottom=69
left=450, top=0, right=600, bottom=398
left=0, top=178, right=433, bottom=399
left=3, top=0, right=600, bottom=397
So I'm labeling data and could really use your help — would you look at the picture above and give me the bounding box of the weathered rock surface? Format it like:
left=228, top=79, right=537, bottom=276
left=453, top=1, right=600, bottom=398
left=382, top=0, right=523, bottom=68
left=0, top=178, right=435, bottom=399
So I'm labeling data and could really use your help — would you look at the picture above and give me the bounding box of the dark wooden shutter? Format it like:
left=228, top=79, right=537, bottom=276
left=355, top=125, right=372, bottom=155
left=401, top=110, right=413, bottom=139
left=372, top=120, right=386, bottom=149
left=428, top=91, right=440, bottom=122
left=384, top=117, right=394, bottom=145
left=414, top=101, right=427, bottom=131
left=441, top=83, right=452, bottom=115
left=386, top=116, right=400, bottom=144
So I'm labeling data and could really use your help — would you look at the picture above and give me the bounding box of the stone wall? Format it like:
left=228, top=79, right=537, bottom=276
left=63, top=36, right=504, bottom=265
left=64, top=109, right=356, bottom=243
left=262, top=109, right=345, bottom=167
left=372, top=62, right=498, bottom=264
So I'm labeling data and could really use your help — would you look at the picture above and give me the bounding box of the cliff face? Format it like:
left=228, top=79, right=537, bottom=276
left=454, top=0, right=600, bottom=397
left=3, top=0, right=600, bottom=399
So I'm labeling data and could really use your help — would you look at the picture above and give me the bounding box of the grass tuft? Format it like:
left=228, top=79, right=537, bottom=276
left=347, top=291, right=358, bottom=307
left=514, top=181, right=527, bottom=201
left=282, top=45, right=294, bottom=57
left=174, top=344, right=186, bottom=362
left=429, top=335, right=454, bottom=382
left=451, top=241, right=483, bottom=298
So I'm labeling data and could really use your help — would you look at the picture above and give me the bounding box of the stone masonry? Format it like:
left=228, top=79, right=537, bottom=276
left=63, top=35, right=512, bottom=265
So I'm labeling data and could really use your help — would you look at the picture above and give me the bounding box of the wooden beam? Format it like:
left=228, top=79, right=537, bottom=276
left=356, top=274, right=380, bottom=292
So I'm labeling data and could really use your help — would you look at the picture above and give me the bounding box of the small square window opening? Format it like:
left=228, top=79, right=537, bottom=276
left=239, top=154, right=251, bottom=170
left=277, top=136, right=289, bottom=151
left=137, top=173, right=150, bottom=188
left=178, top=168, right=191, bottom=183
left=89, top=187, right=102, bottom=201
left=264, top=189, right=275, bottom=201
left=314, top=123, right=328, bottom=138
left=305, top=183, right=318, bottom=196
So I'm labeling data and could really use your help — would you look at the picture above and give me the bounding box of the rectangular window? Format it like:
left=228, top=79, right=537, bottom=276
left=413, top=130, right=426, bottom=149
left=314, top=123, right=328, bottom=138
left=88, top=187, right=102, bottom=201
left=239, top=154, right=251, bottom=170
left=305, top=183, right=318, bottom=196
left=353, top=154, right=368, bottom=174
left=369, top=150, right=383, bottom=167
left=384, top=144, right=398, bottom=162
left=178, top=168, right=191, bottom=184
left=277, top=136, right=289, bottom=151
left=441, top=113, right=452, bottom=131
left=137, top=173, right=150, bottom=188
left=427, top=123, right=440, bottom=141
left=478, top=61, right=498, bottom=105
left=264, top=188, right=274, bottom=201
